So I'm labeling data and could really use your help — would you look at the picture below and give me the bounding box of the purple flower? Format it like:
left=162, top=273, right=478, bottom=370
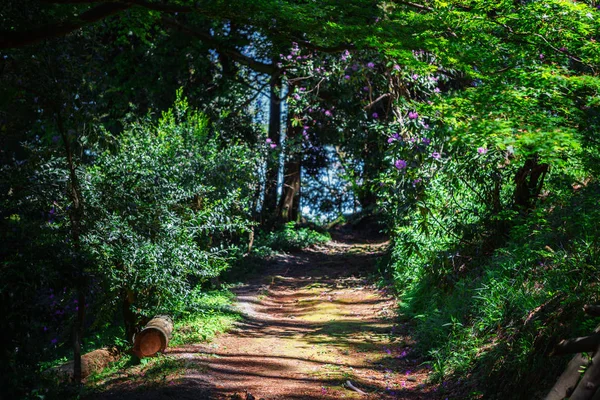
left=560, top=47, right=567, bottom=52
left=412, top=178, right=422, bottom=187
left=434, top=87, right=441, bottom=93
left=432, top=152, right=441, bottom=159
left=367, top=62, right=375, bottom=69
left=51, top=338, right=58, bottom=344
left=408, top=111, right=418, bottom=120
left=412, top=74, right=419, bottom=80
left=293, top=94, right=301, bottom=100
left=372, top=112, right=379, bottom=118
left=324, top=110, right=332, bottom=117
left=299, top=87, right=306, bottom=91
left=539, top=53, right=544, bottom=60
left=477, top=146, right=488, bottom=154
left=270, top=143, right=277, bottom=149
left=363, top=86, right=369, bottom=91
left=387, top=137, right=395, bottom=144
left=352, top=64, right=358, bottom=71
left=422, top=137, right=431, bottom=145
left=287, top=55, right=292, bottom=60
left=265, top=138, right=272, bottom=144
left=303, top=125, right=309, bottom=130
left=344, top=75, right=350, bottom=80
left=395, top=159, right=407, bottom=169
left=393, top=64, right=401, bottom=71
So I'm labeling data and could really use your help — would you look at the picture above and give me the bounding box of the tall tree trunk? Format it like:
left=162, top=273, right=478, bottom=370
left=261, top=70, right=282, bottom=226
left=277, top=122, right=302, bottom=223
left=57, top=113, right=86, bottom=384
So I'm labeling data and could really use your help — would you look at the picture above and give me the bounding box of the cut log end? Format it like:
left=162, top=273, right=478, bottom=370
left=133, top=315, right=173, bottom=358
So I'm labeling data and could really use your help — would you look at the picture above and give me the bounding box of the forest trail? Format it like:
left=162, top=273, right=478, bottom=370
left=93, top=235, right=437, bottom=399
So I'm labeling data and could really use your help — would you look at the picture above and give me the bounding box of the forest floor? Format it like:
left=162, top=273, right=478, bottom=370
left=89, top=231, right=440, bottom=399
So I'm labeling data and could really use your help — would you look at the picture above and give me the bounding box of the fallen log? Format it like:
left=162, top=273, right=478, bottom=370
left=569, top=342, right=600, bottom=400
left=553, top=334, right=600, bottom=356
left=133, top=315, right=173, bottom=358
left=544, top=353, right=589, bottom=400
left=584, top=305, right=600, bottom=317
left=49, top=347, right=119, bottom=380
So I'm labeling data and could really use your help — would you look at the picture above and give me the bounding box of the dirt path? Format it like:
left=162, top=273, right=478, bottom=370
left=92, top=239, right=438, bottom=399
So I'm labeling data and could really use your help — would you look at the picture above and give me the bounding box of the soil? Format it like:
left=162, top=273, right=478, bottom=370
left=90, top=236, right=439, bottom=399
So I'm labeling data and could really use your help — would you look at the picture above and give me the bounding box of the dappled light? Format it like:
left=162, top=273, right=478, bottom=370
left=2, top=0, right=600, bottom=398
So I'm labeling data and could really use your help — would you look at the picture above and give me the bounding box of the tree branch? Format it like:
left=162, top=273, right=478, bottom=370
left=161, top=17, right=278, bottom=75
left=0, top=2, right=131, bottom=49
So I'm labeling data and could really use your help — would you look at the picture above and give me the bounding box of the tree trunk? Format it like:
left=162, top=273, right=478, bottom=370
left=261, top=70, right=282, bottom=225
left=277, top=124, right=301, bottom=223
left=57, top=113, right=86, bottom=384
left=122, top=289, right=138, bottom=344
left=514, top=154, right=549, bottom=211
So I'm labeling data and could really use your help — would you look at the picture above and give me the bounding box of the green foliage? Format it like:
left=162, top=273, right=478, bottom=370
left=82, top=91, right=258, bottom=318
left=170, top=288, right=241, bottom=345
left=388, top=169, right=600, bottom=398
left=256, top=222, right=331, bottom=252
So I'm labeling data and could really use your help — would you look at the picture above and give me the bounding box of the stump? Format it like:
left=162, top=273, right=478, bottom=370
left=133, top=315, right=173, bottom=358
left=49, top=347, right=119, bottom=380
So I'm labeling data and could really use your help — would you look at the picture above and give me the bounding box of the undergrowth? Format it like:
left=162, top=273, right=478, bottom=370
left=254, top=221, right=331, bottom=253
left=387, top=178, right=600, bottom=399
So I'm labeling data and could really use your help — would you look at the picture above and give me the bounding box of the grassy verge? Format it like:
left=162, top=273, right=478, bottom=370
left=35, top=288, right=241, bottom=398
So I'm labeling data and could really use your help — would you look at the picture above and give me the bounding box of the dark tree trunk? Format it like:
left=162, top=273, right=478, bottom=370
left=514, top=154, right=549, bottom=211
left=277, top=122, right=302, bottom=223
left=357, top=134, right=385, bottom=211
left=57, top=113, right=86, bottom=384
left=122, top=289, right=138, bottom=344
left=261, top=70, right=282, bottom=225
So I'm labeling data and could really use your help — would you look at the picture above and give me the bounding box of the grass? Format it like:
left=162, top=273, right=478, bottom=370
left=73, top=288, right=240, bottom=396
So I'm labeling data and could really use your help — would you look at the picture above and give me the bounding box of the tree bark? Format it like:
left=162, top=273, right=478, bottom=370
left=261, top=70, right=282, bottom=225
left=569, top=342, right=600, bottom=400
left=544, top=353, right=589, bottom=400
left=56, top=112, right=87, bottom=384
left=513, top=154, right=549, bottom=211
left=122, top=289, right=138, bottom=344
left=277, top=122, right=302, bottom=223
left=553, top=334, right=600, bottom=356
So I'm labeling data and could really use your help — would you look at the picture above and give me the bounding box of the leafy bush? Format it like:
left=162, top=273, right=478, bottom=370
left=0, top=92, right=261, bottom=398
left=256, top=222, right=330, bottom=252
left=384, top=152, right=599, bottom=398
left=81, top=91, right=258, bottom=328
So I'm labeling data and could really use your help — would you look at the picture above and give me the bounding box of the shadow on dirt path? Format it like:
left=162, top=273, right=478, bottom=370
left=89, top=239, right=437, bottom=399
